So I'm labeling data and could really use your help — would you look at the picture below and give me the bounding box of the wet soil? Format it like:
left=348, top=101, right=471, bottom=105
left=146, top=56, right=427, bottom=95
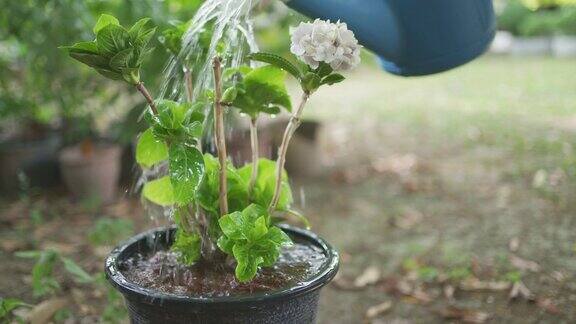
left=120, top=242, right=327, bottom=297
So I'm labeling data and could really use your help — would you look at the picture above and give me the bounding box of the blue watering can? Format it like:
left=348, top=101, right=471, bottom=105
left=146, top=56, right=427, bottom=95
left=285, top=0, right=496, bottom=76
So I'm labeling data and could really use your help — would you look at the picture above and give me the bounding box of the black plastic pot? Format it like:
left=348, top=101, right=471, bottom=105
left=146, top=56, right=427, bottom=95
left=0, top=135, right=61, bottom=193
left=105, top=225, right=339, bottom=324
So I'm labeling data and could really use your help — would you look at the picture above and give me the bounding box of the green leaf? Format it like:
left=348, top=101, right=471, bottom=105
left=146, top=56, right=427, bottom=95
left=61, top=257, right=93, bottom=284
left=219, top=211, right=245, bottom=240
left=96, top=24, right=129, bottom=57
left=136, top=128, right=168, bottom=168
left=171, top=229, right=201, bottom=265
left=230, top=66, right=292, bottom=117
left=222, top=86, right=238, bottom=103
left=0, top=298, right=31, bottom=318
left=217, top=235, right=234, bottom=254
left=143, top=176, right=175, bottom=206
left=128, top=18, right=152, bottom=40
left=121, top=67, right=140, bottom=84
left=302, top=72, right=322, bottom=92
left=223, top=65, right=252, bottom=80
left=61, top=41, right=100, bottom=54
left=94, top=14, right=120, bottom=34
left=239, top=159, right=293, bottom=211
left=316, top=62, right=334, bottom=78
left=217, top=204, right=292, bottom=282
left=110, top=48, right=134, bottom=70
left=95, top=68, right=123, bottom=80
left=22, top=250, right=60, bottom=297
left=135, top=27, right=157, bottom=49
left=321, top=73, right=345, bottom=86
left=247, top=52, right=302, bottom=80
left=233, top=244, right=264, bottom=282
left=285, top=209, right=311, bottom=230
left=197, top=154, right=249, bottom=215
left=14, top=251, right=42, bottom=258
left=159, top=20, right=190, bottom=56
left=250, top=216, right=268, bottom=240
left=169, top=145, right=205, bottom=205
left=69, top=52, right=109, bottom=69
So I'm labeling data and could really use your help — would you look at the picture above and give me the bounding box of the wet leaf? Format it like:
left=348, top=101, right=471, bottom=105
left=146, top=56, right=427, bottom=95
left=142, top=176, right=175, bottom=206
left=238, top=158, right=293, bottom=211
left=136, top=128, right=168, bottom=168
left=169, top=145, right=204, bottom=205
left=171, top=229, right=201, bottom=265
left=218, top=204, right=292, bottom=282
left=247, top=52, right=302, bottom=80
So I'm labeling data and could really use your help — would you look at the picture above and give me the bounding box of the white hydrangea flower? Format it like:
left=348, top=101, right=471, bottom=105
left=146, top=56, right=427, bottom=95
left=290, top=19, right=361, bottom=71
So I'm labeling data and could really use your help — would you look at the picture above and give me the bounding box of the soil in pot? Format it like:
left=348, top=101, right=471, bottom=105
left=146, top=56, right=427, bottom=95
left=120, top=237, right=327, bottom=297
left=59, top=141, right=122, bottom=204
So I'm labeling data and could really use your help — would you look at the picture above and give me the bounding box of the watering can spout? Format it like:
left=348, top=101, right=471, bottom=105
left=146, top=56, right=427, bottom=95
left=284, top=0, right=496, bottom=76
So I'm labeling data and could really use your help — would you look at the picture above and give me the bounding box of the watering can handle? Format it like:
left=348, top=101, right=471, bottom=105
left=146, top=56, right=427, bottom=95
left=284, top=0, right=496, bottom=76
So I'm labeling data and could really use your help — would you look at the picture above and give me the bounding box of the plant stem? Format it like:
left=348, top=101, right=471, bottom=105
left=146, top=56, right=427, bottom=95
left=269, top=91, right=310, bottom=212
left=179, top=206, right=195, bottom=233
left=212, top=57, right=228, bottom=216
left=135, top=82, right=158, bottom=115
left=184, top=68, right=203, bottom=150
left=248, top=117, right=259, bottom=198
left=184, top=68, right=193, bottom=103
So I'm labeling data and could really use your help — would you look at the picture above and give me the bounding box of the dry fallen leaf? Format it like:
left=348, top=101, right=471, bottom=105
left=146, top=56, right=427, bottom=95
left=393, top=208, right=424, bottom=230
left=443, top=284, right=455, bottom=303
left=509, top=281, right=533, bottom=301
left=536, top=298, right=561, bottom=315
left=365, top=301, right=393, bottom=319
left=0, top=239, right=29, bottom=253
left=508, top=237, right=519, bottom=252
left=354, top=266, right=382, bottom=288
left=510, top=255, right=541, bottom=273
left=332, top=273, right=361, bottom=291
left=27, top=297, right=68, bottom=324
left=460, top=277, right=510, bottom=291
left=551, top=271, right=565, bottom=282
left=439, top=306, right=490, bottom=323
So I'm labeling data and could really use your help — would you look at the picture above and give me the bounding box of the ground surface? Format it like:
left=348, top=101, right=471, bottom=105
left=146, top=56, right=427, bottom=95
left=1, top=56, right=576, bottom=323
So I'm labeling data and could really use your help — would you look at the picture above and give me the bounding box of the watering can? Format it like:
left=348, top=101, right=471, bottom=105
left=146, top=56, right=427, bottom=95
left=284, top=0, right=496, bottom=76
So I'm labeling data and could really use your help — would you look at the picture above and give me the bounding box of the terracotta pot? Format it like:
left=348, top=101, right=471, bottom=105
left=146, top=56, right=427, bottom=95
left=59, top=143, right=122, bottom=204
left=0, top=135, right=61, bottom=193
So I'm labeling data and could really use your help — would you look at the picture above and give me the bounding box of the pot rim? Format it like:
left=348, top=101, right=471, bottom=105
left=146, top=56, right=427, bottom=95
left=105, top=224, right=339, bottom=306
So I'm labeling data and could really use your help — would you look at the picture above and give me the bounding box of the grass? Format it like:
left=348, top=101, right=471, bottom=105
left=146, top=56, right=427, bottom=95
left=293, top=55, right=576, bottom=322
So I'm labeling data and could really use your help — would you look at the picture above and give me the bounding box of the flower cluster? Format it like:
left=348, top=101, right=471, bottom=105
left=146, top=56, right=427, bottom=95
left=290, top=19, right=361, bottom=71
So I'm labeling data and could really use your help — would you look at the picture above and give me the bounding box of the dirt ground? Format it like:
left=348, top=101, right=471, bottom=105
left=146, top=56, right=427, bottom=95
left=1, top=56, right=576, bottom=323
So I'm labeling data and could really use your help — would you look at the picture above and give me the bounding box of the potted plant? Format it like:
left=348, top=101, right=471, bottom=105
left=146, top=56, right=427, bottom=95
left=0, top=92, right=59, bottom=192
left=62, top=14, right=360, bottom=322
left=57, top=99, right=125, bottom=205
left=552, top=6, right=576, bottom=57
